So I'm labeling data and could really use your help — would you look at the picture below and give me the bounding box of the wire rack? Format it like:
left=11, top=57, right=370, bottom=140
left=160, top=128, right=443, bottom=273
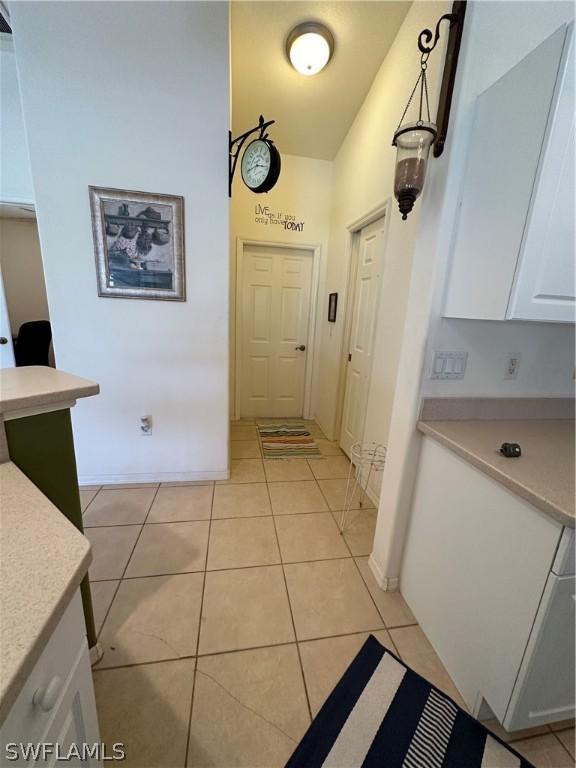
left=338, top=442, right=387, bottom=534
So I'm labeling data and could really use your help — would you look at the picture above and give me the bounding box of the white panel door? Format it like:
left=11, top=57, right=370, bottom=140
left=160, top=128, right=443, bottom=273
left=340, top=217, right=385, bottom=457
left=508, top=27, right=575, bottom=322
left=240, top=246, right=313, bottom=418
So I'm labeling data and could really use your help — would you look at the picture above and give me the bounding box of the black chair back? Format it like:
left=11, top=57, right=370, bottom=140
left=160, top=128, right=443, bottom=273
left=15, top=320, right=52, bottom=367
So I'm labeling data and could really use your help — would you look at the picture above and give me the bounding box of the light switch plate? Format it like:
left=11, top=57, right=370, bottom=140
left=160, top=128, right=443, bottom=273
left=504, top=353, right=521, bottom=380
left=430, top=351, right=468, bottom=380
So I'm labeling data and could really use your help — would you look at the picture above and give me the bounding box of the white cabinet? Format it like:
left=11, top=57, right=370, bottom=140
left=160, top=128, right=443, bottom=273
left=505, top=571, right=575, bottom=730
left=508, top=29, right=575, bottom=322
left=0, top=592, right=101, bottom=766
left=444, top=23, right=575, bottom=323
left=401, top=437, right=575, bottom=730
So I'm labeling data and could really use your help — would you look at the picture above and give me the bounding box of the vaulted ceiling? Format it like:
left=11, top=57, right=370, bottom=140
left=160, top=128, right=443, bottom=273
left=231, top=1, right=411, bottom=160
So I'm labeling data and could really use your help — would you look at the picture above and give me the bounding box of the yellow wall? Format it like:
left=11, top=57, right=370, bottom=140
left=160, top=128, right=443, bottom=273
left=230, top=152, right=332, bottom=418
left=0, top=218, right=49, bottom=334
left=315, top=1, right=450, bottom=449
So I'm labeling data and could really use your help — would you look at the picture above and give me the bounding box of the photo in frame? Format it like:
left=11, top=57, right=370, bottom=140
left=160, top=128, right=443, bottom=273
left=89, top=186, right=185, bottom=301
left=328, top=292, right=338, bottom=323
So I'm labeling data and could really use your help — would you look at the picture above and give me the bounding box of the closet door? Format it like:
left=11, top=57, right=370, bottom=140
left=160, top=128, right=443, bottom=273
left=340, top=217, right=385, bottom=457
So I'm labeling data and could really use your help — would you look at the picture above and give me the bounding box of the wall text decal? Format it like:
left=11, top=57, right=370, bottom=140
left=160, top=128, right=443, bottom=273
left=254, top=204, right=305, bottom=232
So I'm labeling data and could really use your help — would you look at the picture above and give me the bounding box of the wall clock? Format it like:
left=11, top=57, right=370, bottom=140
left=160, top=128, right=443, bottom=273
left=240, top=138, right=281, bottom=194
left=229, top=115, right=281, bottom=196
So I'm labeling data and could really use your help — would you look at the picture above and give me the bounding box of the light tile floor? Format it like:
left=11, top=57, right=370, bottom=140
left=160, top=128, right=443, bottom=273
left=84, top=420, right=575, bottom=768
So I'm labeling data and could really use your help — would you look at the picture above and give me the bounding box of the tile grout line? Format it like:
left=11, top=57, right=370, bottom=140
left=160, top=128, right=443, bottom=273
left=85, top=505, right=375, bottom=529
left=91, top=625, right=398, bottom=673
left=121, top=484, right=162, bottom=575
left=183, top=480, right=216, bottom=768
left=264, top=475, right=314, bottom=724
left=92, top=655, right=197, bottom=675
left=93, top=580, right=122, bottom=645
left=93, top=485, right=163, bottom=649
left=548, top=728, right=575, bottom=758
left=85, top=477, right=363, bottom=499
left=194, top=626, right=391, bottom=656
left=313, top=476, right=402, bottom=658
left=80, top=486, right=101, bottom=517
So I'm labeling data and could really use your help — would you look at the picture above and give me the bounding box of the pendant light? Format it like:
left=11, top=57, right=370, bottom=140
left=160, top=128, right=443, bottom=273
left=392, top=56, right=437, bottom=220
left=392, top=2, right=467, bottom=220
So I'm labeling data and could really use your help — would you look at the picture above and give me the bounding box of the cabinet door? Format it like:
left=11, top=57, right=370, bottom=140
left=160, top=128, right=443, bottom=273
left=443, top=25, right=567, bottom=320
left=504, top=572, right=576, bottom=731
left=43, top=641, right=102, bottom=767
left=508, top=27, right=575, bottom=322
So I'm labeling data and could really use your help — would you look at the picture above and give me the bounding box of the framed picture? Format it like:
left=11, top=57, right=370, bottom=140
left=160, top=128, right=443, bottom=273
left=89, top=186, right=185, bottom=301
left=328, top=292, right=338, bottom=323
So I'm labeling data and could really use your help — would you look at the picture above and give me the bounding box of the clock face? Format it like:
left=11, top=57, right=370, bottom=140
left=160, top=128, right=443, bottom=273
left=241, top=140, right=272, bottom=190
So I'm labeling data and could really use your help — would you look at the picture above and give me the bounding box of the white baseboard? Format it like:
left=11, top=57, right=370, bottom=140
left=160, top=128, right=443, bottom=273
left=78, top=469, right=229, bottom=485
left=368, top=553, right=399, bottom=592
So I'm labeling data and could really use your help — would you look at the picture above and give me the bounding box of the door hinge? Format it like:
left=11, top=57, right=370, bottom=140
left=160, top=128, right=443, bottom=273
left=348, top=353, right=352, bottom=362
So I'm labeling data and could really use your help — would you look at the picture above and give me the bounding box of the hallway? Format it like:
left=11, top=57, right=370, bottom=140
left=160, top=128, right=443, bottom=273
left=81, top=420, right=464, bottom=767
left=78, top=420, right=574, bottom=767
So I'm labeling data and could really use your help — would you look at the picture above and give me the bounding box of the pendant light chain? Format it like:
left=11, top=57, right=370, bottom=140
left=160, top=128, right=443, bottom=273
left=394, top=52, right=432, bottom=137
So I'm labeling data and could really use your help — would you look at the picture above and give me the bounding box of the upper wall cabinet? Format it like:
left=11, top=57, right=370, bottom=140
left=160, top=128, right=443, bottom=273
left=443, top=24, right=575, bottom=324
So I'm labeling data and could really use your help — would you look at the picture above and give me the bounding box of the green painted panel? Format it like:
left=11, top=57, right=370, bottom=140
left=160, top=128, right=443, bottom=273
left=5, top=409, right=97, bottom=648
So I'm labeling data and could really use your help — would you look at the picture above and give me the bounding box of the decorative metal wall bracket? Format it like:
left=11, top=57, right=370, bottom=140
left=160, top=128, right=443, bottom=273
left=229, top=115, right=276, bottom=196
left=420, top=0, right=467, bottom=157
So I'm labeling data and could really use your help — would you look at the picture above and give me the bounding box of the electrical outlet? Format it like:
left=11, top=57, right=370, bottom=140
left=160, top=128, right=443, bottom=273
left=504, top=354, right=521, bottom=380
left=430, top=351, right=468, bottom=380
left=140, top=415, right=153, bottom=436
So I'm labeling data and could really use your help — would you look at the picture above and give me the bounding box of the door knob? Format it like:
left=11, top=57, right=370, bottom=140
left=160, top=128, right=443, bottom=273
left=295, top=345, right=306, bottom=352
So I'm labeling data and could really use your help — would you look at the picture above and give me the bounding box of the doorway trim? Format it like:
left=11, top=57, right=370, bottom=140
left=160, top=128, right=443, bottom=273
left=234, top=238, right=322, bottom=421
left=333, top=200, right=391, bottom=447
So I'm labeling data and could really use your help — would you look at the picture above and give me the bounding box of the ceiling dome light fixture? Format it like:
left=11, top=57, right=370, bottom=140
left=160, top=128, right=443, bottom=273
left=287, top=22, right=334, bottom=76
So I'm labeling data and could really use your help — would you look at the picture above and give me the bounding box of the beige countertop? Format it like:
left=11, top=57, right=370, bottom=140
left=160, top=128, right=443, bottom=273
left=418, top=419, right=575, bottom=528
left=0, top=366, right=99, bottom=417
left=0, top=462, right=91, bottom=724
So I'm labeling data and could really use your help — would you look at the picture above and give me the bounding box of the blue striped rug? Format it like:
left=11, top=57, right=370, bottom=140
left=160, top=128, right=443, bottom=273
left=286, top=636, right=534, bottom=768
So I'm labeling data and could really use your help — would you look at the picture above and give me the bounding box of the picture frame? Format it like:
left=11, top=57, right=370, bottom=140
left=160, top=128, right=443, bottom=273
left=328, top=292, right=338, bottom=323
left=89, top=186, right=186, bottom=301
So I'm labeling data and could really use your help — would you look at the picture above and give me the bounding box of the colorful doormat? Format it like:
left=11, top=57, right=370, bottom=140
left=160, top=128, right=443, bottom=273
left=286, top=635, right=535, bottom=768
left=257, top=423, right=321, bottom=458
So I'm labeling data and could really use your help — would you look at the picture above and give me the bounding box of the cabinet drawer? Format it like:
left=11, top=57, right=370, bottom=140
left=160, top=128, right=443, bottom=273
left=0, top=592, right=85, bottom=746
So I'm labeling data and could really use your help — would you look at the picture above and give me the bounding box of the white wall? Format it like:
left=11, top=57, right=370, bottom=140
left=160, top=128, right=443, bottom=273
left=11, top=1, right=230, bottom=484
left=0, top=218, right=49, bottom=333
left=0, top=34, right=34, bottom=204
left=230, top=152, right=332, bottom=418
left=371, top=0, right=575, bottom=588
left=421, top=1, right=575, bottom=400
left=423, top=319, right=575, bottom=397
left=315, top=1, right=450, bottom=453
